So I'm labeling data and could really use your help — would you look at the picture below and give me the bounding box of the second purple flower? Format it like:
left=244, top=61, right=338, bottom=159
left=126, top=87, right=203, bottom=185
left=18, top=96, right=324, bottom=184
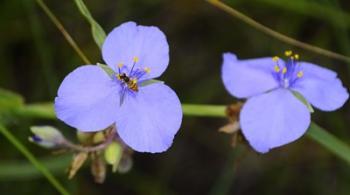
left=222, top=51, right=349, bottom=153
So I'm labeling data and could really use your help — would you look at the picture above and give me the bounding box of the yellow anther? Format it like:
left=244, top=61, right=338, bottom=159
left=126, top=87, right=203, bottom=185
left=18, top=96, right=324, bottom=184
left=294, top=54, right=299, bottom=60
left=297, top=71, right=303, bottom=78
left=272, top=56, right=279, bottom=62
left=274, top=65, right=280, bottom=72
left=284, top=50, right=292, bottom=57
left=116, top=74, right=121, bottom=80
left=282, top=67, right=287, bottom=74
left=144, top=67, right=151, bottom=73
left=133, top=56, right=139, bottom=63
left=117, top=63, right=123, bottom=68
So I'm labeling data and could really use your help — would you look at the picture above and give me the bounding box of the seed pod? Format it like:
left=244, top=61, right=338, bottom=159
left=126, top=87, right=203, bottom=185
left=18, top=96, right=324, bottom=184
left=91, top=152, right=106, bottom=183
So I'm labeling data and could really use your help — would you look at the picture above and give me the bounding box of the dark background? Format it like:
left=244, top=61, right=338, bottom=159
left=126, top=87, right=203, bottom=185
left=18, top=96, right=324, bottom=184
left=1, top=0, right=350, bottom=194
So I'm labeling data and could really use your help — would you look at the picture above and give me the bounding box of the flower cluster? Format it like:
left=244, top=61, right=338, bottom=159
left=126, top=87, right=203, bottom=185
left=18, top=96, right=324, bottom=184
left=222, top=51, right=349, bottom=153
left=54, top=21, right=349, bottom=155
left=55, top=22, right=183, bottom=153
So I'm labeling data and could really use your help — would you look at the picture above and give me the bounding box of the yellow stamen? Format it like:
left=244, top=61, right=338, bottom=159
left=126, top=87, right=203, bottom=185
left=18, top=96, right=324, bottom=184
left=274, top=65, right=280, bottom=72
left=297, top=71, right=303, bottom=78
left=284, top=50, right=292, bottom=57
left=133, top=56, right=139, bottom=63
left=116, top=74, right=121, bottom=80
left=272, top=56, right=279, bottom=62
left=117, top=63, right=123, bottom=68
left=282, top=67, right=287, bottom=74
left=294, top=54, right=299, bottom=60
left=144, top=67, right=151, bottom=73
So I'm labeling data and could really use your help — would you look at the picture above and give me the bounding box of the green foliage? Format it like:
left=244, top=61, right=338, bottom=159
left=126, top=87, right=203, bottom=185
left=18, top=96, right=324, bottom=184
left=73, top=0, right=106, bottom=49
left=0, top=155, right=70, bottom=180
left=0, top=88, right=24, bottom=113
left=0, top=88, right=24, bottom=124
left=253, top=0, right=350, bottom=29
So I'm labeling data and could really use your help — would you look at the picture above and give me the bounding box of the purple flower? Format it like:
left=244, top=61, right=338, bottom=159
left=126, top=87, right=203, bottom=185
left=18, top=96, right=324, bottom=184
left=222, top=51, right=349, bottom=153
left=55, top=22, right=183, bottom=153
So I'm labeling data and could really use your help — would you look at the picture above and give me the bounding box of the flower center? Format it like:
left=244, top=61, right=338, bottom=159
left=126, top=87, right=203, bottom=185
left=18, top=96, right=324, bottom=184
left=272, top=50, right=303, bottom=88
left=115, top=56, right=151, bottom=92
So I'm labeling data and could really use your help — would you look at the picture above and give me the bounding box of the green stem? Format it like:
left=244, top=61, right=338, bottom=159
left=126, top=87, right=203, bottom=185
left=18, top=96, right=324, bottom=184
left=14, top=103, right=55, bottom=119
left=5, top=103, right=350, bottom=175
left=16, top=103, right=225, bottom=119
left=0, top=125, right=70, bottom=195
left=35, top=0, right=91, bottom=64
left=182, top=104, right=226, bottom=117
left=206, top=0, right=350, bottom=64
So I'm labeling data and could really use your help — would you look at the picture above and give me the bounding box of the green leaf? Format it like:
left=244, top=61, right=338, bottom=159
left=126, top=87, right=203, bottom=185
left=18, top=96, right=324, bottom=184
left=0, top=89, right=25, bottom=123
left=0, top=88, right=24, bottom=112
left=292, top=91, right=314, bottom=113
left=73, top=0, right=106, bottom=48
left=307, top=122, right=350, bottom=165
left=140, top=79, right=164, bottom=87
left=97, top=63, right=114, bottom=77
left=0, top=155, right=71, bottom=180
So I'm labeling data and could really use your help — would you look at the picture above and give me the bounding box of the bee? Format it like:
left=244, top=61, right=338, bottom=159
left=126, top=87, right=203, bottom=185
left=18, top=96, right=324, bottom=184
left=118, top=73, right=138, bottom=92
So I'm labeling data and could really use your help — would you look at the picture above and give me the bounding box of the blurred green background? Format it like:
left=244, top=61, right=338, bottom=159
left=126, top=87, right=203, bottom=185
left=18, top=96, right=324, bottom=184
left=1, top=0, right=350, bottom=194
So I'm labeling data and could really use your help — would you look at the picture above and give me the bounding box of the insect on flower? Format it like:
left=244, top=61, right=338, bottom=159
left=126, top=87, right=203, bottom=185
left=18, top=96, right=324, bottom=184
left=54, top=21, right=183, bottom=153
left=221, top=51, right=349, bottom=153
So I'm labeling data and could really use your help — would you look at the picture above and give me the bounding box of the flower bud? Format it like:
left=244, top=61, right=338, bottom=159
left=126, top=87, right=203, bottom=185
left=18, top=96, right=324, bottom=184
left=29, top=126, right=64, bottom=148
left=104, top=141, right=122, bottom=172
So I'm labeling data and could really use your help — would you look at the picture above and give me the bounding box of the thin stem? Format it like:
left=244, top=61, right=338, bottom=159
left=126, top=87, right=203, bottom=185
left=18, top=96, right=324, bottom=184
left=35, top=0, right=91, bottom=64
left=62, top=139, right=113, bottom=153
left=182, top=104, right=226, bottom=117
left=61, top=129, right=115, bottom=153
left=206, top=0, right=350, bottom=64
left=0, top=125, right=70, bottom=195
left=15, top=103, right=55, bottom=119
